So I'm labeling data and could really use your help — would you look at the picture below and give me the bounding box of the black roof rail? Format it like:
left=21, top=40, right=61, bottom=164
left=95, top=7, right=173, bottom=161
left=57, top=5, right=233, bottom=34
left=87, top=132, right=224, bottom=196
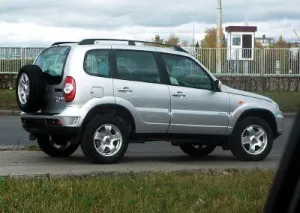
left=51, top=42, right=78, bottom=46
left=78, top=39, right=189, bottom=53
left=173, top=45, right=189, bottom=53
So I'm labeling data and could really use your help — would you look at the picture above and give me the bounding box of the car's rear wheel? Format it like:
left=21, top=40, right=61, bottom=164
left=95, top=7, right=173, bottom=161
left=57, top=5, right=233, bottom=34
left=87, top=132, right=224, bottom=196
left=179, top=144, right=216, bottom=157
left=229, top=117, right=273, bottom=161
left=37, top=135, right=79, bottom=157
left=16, top=65, right=46, bottom=113
left=81, top=115, right=129, bottom=164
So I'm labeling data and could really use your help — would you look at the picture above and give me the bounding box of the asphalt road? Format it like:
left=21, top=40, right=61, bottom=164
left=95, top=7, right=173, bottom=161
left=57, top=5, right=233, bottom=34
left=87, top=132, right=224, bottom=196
left=0, top=116, right=295, bottom=176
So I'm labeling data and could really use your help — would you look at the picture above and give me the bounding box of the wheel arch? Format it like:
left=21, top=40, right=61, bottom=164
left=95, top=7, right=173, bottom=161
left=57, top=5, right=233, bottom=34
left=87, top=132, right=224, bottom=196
left=80, top=104, right=136, bottom=137
left=234, top=109, right=278, bottom=138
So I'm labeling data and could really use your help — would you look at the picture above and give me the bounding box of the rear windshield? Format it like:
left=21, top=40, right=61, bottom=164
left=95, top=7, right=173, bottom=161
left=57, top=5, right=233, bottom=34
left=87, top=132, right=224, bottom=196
left=35, top=46, right=71, bottom=77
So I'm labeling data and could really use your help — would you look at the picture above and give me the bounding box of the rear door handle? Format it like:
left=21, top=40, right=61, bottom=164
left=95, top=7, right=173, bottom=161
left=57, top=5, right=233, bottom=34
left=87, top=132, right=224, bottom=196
left=118, top=87, right=133, bottom=93
left=172, top=91, right=186, bottom=97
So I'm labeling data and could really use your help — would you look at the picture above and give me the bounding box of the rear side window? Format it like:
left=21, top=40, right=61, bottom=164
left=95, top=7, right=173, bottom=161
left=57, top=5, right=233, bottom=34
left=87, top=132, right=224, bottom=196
left=35, top=46, right=70, bottom=77
left=116, top=50, right=161, bottom=84
left=84, top=50, right=110, bottom=77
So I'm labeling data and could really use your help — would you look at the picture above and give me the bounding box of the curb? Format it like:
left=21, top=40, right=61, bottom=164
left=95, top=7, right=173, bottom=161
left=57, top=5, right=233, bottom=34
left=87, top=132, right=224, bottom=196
left=0, top=145, right=26, bottom=151
left=282, top=113, right=298, bottom=118
left=0, top=145, right=40, bottom=151
left=0, top=110, right=21, bottom=116
left=0, top=169, right=243, bottom=179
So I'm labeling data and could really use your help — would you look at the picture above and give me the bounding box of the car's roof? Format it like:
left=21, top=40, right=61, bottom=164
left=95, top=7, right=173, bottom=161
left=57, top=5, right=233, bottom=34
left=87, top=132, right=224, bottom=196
left=55, top=43, right=187, bottom=54
left=50, top=39, right=191, bottom=57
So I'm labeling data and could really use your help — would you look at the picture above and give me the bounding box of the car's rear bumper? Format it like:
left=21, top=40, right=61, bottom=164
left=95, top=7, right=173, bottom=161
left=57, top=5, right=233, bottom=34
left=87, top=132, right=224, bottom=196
left=20, top=112, right=81, bottom=126
left=21, top=117, right=81, bottom=138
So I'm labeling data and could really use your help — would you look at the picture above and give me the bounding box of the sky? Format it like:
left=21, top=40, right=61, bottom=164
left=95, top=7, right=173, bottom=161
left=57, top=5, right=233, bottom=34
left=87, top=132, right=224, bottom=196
left=0, top=0, right=299, bottom=47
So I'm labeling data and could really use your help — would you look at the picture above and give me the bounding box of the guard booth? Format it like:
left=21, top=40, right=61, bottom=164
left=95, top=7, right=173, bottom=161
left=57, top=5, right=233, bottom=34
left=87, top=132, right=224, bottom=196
left=225, top=26, right=257, bottom=74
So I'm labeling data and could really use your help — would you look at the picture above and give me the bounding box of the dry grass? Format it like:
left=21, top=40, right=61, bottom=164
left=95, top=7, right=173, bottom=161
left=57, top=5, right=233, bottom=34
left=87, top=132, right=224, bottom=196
left=0, top=170, right=275, bottom=213
left=0, top=89, right=18, bottom=110
left=259, top=91, right=300, bottom=113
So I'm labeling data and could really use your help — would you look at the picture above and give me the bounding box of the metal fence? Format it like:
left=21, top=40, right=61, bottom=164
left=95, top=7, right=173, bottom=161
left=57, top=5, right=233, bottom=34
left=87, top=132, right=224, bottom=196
left=184, top=47, right=300, bottom=76
left=0, top=47, right=45, bottom=74
left=0, top=47, right=300, bottom=76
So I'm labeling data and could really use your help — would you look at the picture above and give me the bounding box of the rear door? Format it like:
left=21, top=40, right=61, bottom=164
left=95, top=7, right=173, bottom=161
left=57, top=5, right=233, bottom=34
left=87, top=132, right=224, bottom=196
left=34, top=46, right=71, bottom=113
left=112, top=48, right=171, bottom=133
left=160, top=53, right=230, bottom=135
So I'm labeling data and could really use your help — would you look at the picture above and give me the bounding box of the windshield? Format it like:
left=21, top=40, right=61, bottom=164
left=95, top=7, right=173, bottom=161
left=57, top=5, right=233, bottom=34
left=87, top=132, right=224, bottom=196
left=35, top=46, right=71, bottom=77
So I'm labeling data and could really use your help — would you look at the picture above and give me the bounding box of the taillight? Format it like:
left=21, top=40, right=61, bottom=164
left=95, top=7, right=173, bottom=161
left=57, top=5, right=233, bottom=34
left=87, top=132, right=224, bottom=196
left=64, top=76, right=76, bottom=102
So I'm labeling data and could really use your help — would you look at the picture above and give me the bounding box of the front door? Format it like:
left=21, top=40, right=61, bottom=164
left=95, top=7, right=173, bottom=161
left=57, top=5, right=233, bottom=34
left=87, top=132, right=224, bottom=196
left=242, top=34, right=252, bottom=59
left=161, top=53, right=230, bottom=135
left=112, top=49, right=170, bottom=134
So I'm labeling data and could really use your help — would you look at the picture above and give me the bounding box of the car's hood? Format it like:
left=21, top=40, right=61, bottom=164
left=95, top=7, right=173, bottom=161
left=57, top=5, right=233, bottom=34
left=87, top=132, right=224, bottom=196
left=223, top=86, right=272, bottom=102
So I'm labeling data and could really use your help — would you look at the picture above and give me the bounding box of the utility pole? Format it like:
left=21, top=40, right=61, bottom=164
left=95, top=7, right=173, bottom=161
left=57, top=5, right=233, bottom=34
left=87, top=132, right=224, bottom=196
left=244, top=0, right=249, bottom=74
left=192, top=23, right=195, bottom=47
left=216, top=0, right=222, bottom=74
left=294, top=30, right=300, bottom=42
left=245, top=0, right=248, bottom=26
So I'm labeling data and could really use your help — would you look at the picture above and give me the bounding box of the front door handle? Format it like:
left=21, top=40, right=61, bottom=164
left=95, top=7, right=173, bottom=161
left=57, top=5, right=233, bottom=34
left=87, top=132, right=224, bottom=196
left=118, top=87, right=133, bottom=93
left=172, top=91, right=186, bottom=97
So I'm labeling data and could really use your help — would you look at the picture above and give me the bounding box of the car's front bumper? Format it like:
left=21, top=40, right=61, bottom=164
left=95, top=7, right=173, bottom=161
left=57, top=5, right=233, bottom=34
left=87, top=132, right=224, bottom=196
left=275, top=113, right=284, bottom=138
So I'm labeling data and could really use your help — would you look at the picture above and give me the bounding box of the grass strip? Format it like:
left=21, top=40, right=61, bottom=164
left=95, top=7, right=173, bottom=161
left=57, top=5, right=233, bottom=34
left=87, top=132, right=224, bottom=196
left=0, top=170, right=274, bottom=213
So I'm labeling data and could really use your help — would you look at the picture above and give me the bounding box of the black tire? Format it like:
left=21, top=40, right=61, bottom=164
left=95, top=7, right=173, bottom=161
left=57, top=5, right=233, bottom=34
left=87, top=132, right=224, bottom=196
left=81, top=115, right=129, bottom=164
left=15, top=64, right=46, bottom=113
left=229, top=117, right=273, bottom=161
left=179, top=144, right=216, bottom=157
left=37, top=135, right=79, bottom=157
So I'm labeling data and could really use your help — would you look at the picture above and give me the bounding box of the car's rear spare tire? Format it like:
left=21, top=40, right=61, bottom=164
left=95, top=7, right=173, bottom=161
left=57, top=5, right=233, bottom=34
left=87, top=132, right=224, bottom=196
left=16, top=65, right=46, bottom=113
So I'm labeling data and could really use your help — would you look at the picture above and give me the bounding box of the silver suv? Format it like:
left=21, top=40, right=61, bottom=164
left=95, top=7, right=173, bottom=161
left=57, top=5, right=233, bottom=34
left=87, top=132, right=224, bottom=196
left=16, top=39, right=284, bottom=164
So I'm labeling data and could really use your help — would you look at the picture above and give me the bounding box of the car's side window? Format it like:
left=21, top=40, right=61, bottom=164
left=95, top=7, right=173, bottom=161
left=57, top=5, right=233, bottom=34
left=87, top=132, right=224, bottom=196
left=116, top=50, right=161, bottom=84
left=161, top=54, right=213, bottom=90
left=84, top=50, right=110, bottom=77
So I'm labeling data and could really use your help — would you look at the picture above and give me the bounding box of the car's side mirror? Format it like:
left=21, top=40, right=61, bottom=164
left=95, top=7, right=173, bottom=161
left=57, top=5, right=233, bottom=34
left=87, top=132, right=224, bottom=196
left=213, top=80, right=222, bottom=92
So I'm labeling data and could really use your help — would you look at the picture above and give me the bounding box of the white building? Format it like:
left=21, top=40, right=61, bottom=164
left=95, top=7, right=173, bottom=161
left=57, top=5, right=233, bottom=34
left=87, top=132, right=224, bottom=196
left=255, top=35, right=275, bottom=47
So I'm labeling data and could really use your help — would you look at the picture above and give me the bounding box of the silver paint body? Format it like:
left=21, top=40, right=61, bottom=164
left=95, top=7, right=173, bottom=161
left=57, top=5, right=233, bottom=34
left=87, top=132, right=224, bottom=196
left=20, top=43, right=284, bottom=136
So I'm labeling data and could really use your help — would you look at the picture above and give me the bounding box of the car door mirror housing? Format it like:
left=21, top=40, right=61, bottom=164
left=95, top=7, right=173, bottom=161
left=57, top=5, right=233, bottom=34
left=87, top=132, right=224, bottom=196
left=213, top=80, right=222, bottom=92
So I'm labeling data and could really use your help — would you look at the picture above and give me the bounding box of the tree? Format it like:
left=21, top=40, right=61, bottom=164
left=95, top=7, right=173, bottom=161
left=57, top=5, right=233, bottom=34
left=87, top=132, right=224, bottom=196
left=147, top=34, right=164, bottom=47
left=152, top=34, right=164, bottom=44
left=255, top=40, right=263, bottom=48
left=181, top=40, right=189, bottom=47
left=165, top=33, right=179, bottom=46
left=200, top=27, right=226, bottom=48
left=273, top=35, right=289, bottom=48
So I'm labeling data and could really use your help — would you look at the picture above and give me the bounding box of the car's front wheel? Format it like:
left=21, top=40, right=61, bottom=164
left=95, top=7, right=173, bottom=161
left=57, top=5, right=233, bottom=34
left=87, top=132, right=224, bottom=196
left=37, top=135, right=79, bottom=157
left=81, top=115, right=129, bottom=164
left=179, top=144, right=216, bottom=157
left=229, top=117, right=273, bottom=161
